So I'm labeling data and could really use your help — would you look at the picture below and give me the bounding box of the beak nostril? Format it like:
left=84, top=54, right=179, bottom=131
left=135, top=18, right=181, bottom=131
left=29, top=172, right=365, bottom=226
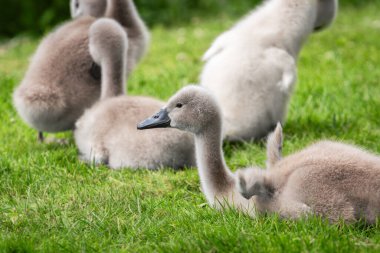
left=137, top=109, right=171, bottom=130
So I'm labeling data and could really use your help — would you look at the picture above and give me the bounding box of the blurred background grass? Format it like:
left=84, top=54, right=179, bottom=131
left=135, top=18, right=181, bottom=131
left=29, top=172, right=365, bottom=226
left=0, top=0, right=377, bottom=39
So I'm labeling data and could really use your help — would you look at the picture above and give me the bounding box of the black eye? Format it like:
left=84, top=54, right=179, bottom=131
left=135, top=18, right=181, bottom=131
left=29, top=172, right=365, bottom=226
left=89, top=62, right=101, bottom=81
left=75, top=0, right=79, bottom=8
left=176, top=103, right=183, bottom=108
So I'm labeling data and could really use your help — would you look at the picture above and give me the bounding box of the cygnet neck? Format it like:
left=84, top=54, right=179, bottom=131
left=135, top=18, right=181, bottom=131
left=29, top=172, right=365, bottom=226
left=100, top=57, right=126, bottom=99
left=106, top=0, right=142, bottom=32
left=278, top=0, right=318, bottom=56
left=194, top=121, right=235, bottom=203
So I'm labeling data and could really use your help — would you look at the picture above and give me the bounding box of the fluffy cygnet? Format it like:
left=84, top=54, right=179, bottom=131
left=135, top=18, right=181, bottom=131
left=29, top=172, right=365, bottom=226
left=74, top=19, right=195, bottom=169
left=200, top=0, right=338, bottom=141
left=13, top=0, right=149, bottom=141
left=139, top=85, right=380, bottom=224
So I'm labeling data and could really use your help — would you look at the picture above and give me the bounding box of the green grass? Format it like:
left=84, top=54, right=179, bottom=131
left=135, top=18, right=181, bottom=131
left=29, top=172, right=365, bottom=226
left=1, top=4, right=380, bottom=252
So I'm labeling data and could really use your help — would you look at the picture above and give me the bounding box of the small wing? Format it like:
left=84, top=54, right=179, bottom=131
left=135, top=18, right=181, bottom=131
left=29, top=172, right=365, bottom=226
left=265, top=47, right=297, bottom=93
left=202, top=31, right=233, bottom=62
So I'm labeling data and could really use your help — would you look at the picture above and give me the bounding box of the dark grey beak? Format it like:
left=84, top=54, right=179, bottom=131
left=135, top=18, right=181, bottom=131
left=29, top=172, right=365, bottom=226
left=137, top=109, right=171, bottom=130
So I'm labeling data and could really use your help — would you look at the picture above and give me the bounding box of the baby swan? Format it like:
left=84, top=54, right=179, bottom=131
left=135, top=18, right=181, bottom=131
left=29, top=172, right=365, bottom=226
left=138, top=86, right=380, bottom=223
left=71, top=0, right=149, bottom=70
left=138, top=86, right=252, bottom=210
left=13, top=0, right=149, bottom=142
left=200, top=0, right=338, bottom=141
left=237, top=137, right=380, bottom=223
left=74, top=19, right=195, bottom=170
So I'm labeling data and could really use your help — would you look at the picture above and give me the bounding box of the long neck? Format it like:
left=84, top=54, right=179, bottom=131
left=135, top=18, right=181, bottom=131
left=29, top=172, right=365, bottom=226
left=106, top=0, right=145, bottom=34
left=195, top=124, right=235, bottom=205
left=100, top=58, right=126, bottom=99
left=242, top=0, right=318, bottom=57
left=276, top=0, right=318, bottom=56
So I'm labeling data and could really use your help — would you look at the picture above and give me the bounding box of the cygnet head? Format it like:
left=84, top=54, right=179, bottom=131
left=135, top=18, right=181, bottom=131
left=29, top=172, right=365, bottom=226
left=89, top=18, right=128, bottom=66
left=137, top=85, right=222, bottom=135
left=314, top=0, right=338, bottom=31
left=236, top=168, right=273, bottom=200
left=71, top=0, right=107, bottom=18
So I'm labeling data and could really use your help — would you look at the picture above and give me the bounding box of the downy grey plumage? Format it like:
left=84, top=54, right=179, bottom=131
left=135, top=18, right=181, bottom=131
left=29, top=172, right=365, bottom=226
left=13, top=0, right=149, bottom=141
left=138, top=85, right=380, bottom=223
left=74, top=19, right=195, bottom=169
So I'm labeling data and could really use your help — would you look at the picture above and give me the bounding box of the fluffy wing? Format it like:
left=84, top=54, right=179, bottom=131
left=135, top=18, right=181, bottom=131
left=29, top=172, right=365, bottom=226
left=202, top=31, right=233, bottom=62
left=265, top=47, right=297, bottom=93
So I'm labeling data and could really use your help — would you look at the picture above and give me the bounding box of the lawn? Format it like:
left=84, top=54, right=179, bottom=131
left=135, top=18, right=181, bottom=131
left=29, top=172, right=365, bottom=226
left=1, top=3, right=380, bottom=252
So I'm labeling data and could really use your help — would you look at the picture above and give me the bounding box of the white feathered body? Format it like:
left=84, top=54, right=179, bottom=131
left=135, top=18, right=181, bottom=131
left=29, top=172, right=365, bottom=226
left=200, top=0, right=319, bottom=140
